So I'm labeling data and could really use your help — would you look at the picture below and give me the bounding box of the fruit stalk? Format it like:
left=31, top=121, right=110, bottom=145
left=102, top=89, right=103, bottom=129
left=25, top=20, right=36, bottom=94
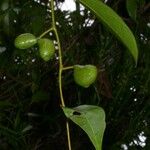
left=38, top=27, right=53, bottom=39
left=62, top=66, right=74, bottom=71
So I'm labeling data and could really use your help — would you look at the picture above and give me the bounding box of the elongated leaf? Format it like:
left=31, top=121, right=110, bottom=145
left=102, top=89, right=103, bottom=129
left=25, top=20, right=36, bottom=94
left=62, top=105, right=106, bottom=150
left=78, top=0, right=138, bottom=63
left=126, top=0, right=137, bottom=21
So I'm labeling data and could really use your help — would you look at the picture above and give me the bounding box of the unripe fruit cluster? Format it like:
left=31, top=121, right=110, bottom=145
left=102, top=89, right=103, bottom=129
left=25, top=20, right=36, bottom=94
left=14, top=33, right=98, bottom=88
left=14, top=33, right=55, bottom=61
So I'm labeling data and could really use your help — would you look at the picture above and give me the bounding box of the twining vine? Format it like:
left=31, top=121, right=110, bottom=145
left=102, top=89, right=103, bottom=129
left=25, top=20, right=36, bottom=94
left=14, top=0, right=103, bottom=147
left=41, top=0, right=72, bottom=149
left=14, top=0, right=139, bottom=149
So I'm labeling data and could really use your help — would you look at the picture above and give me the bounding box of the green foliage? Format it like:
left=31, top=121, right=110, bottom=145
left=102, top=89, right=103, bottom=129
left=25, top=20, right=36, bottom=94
left=63, top=105, right=106, bottom=150
left=78, top=0, right=138, bottom=63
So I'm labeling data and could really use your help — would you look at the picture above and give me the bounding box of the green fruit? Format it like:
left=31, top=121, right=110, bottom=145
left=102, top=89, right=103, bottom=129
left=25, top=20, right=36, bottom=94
left=38, top=38, right=55, bottom=61
left=73, top=65, right=98, bottom=88
left=14, top=33, right=37, bottom=49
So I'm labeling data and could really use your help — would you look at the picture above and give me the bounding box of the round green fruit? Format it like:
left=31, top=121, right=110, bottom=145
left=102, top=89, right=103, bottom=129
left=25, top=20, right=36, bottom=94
left=38, top=38, right=55, bottom=61
left=73, top=65, right=98, bottom=88
left=14, top=33, right=37, bottom=49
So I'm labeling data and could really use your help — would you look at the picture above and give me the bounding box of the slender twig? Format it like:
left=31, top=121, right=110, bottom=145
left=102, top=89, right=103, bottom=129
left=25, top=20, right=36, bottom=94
left=50, top=0, right=72, bottom=150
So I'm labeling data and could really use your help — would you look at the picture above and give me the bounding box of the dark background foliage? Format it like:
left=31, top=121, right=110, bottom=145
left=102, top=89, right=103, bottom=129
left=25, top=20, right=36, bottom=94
left=0, top=0, right=149, bottom=149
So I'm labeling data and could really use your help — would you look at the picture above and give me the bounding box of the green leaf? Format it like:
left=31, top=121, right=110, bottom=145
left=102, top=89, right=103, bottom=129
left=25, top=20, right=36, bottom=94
left=126, top=0, right=137, bottom=21
left=62, top=105, right=106, bottom=150
left=78, top=0, right=138, bottom=63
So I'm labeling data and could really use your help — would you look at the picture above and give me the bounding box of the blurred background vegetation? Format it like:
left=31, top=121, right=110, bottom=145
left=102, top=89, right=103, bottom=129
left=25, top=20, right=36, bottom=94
left=0, top=0, right=149, bottom=149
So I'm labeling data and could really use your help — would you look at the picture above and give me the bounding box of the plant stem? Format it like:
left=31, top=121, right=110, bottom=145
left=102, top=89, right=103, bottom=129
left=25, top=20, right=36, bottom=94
left=50, top=0, right=72, bottom=150
left=66, top=121, right=72, bottom=150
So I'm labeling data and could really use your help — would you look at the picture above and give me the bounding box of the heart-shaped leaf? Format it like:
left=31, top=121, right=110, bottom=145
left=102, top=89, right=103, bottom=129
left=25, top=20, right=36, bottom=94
left=62, top=105, right=106, bottom=150
left=78, top=0, right=138, bottom=63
